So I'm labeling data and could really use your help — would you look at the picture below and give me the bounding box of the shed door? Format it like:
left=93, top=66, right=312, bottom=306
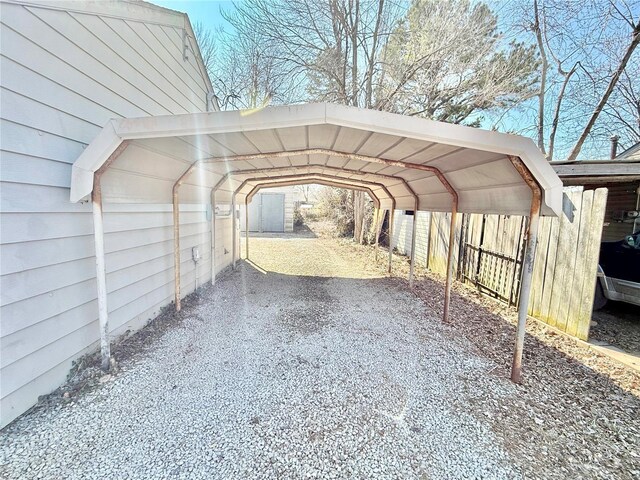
left=247, top=198, right=261, bottom=232
left=261, top=193, right=285, bottom=232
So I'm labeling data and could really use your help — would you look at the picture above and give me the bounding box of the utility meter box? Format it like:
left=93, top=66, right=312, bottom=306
left=192, top=246, right=200, bottom=263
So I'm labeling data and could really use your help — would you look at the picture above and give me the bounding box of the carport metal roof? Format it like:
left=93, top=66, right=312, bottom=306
left=71, top=102, right=562, bottom=384
left=71, top=103, right=561, bottom=216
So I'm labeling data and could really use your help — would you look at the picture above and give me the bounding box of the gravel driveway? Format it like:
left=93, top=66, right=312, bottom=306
left=1, top=235, right=638, bottom=479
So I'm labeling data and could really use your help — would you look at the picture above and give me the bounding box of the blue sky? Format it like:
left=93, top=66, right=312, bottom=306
left=153, top=0, right=235, bottom=30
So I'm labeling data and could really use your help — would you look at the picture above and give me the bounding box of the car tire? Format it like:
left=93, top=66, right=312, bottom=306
left=593, top=281, right=607, bottom=311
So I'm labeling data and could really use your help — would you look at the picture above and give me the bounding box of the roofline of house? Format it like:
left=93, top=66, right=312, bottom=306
left=615, top=141, right=640, bottom=160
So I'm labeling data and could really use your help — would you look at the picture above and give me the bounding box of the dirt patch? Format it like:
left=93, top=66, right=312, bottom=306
left=277, top=278, right=335, bottom=334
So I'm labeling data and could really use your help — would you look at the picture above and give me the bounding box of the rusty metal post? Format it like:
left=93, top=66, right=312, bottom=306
left=172, top=187, right=181, bottom=311
left=388, top=208, right=395, bottom=274
left=92, top=175, right=110, bottom=371
left=409, top=199, right=419, bottom=288
left=245, top=196, right=249, bottom=259
left=509, top=156, right=542, bottom=384
left=86, top=142, right=129, bottom=371
left=374, top=208, right=380, bottom=263
left=232, top=194, right=237, bottom=270
left=211, top=188, right=216, bottom=285
left=443, top=203, right=458, bottom=322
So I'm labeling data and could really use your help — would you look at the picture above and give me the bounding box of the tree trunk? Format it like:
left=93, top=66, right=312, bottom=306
left=548, top=63, right=578, bottom=161
left=533, top=0, right=548, bottom=155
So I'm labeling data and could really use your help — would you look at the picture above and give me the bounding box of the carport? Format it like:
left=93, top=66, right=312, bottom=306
left=70, top=103, right=562, bottom=382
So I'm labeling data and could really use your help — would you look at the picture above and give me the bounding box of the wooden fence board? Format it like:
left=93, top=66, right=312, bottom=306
left=529, top=216, right=551, bottom=317
left=549, top=188, right=584, bottom=331
left=566, top=190, right=594, bottom=337
left=539, top=212, right=560, bottom=323
left=558, top=189, right=584, bottom=332
left=575, top=188, right=608, bottom=340
left=453, top=186, right=605, bottom=341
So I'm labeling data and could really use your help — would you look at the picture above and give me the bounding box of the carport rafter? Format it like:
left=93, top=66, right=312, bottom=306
left=233, top=174, right=387, bottom=269
left=174, top=148, right=449, bottom=210
left=209, top=165, right=417, bottom=204
left=238, top=173, right=396, bottom=252
left=244, top=175, right=389, bottom=206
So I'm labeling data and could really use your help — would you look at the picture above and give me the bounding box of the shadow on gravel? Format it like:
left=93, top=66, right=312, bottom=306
left=591, top=301, right=640, bottom=354
left=407, top=273, right=640, bottom=478
left=246, top=225, right=317, bottom=239
left=12, top=255, right=640, bottom=478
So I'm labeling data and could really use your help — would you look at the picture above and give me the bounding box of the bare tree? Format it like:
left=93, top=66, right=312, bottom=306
left=516, top=0, right=640, bottom=160
left=567, top=4, right=639, bottom=160
left=216, top=0, right=539, bottom=241
left=602, top=67, right=640, bottom=149
left=295, top=184, right=312, bottom=203
left=193, top=21, right=217, bottom=78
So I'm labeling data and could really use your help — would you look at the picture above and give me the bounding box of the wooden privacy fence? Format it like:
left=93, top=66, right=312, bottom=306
left=394, top=186, right=608, bottom=340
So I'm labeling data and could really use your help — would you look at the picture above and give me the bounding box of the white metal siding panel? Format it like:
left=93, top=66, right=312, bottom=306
left=0, top=0, right=217, bottom=427
left=284, top=192, right=295, bottom=232
left=392, top=210, right=430, bottom=266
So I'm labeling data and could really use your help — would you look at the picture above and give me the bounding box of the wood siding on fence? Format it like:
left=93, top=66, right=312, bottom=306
left=393, top=186, right=608, bottom=341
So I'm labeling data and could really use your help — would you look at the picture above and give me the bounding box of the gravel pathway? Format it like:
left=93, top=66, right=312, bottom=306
left=1, top=237, right=525, bottom=479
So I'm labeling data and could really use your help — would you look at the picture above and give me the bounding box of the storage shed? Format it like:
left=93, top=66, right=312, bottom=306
left=240, top=187, right=297, bottom=234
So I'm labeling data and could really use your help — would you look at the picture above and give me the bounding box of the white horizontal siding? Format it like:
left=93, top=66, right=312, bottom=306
left=393, top=210, right=460, bottom=277
left=392, top=211, right=431, bottom=267
left=0, top=0, right=219, bottom=427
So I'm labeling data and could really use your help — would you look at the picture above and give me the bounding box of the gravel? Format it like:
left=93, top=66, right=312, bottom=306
left=1, top=233, right=638, bottom=479
left=591, top=301, right=640, bottom=354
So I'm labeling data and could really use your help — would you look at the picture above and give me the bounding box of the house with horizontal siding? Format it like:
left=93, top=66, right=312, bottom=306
left=0, top=0, right=222, bottom=427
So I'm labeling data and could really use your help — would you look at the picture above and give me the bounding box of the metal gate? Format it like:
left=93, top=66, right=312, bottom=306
left=459, top=214, right=527, bottom=306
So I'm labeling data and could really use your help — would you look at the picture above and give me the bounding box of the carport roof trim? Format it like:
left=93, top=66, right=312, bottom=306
left=70, top=102, right=562, bottom=216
